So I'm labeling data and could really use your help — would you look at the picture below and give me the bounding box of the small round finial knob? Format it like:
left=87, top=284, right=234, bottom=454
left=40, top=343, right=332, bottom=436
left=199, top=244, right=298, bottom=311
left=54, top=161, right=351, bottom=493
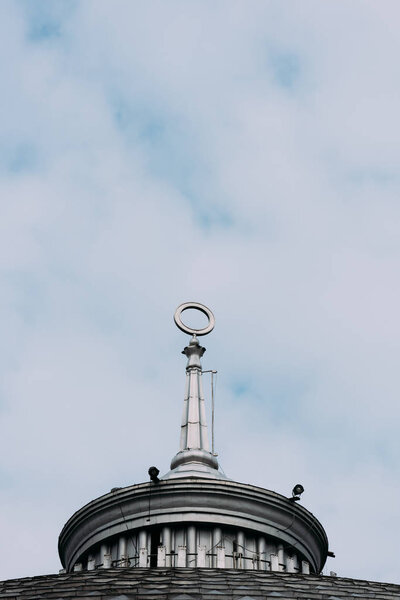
left=174, top=302, right=215, bottom=336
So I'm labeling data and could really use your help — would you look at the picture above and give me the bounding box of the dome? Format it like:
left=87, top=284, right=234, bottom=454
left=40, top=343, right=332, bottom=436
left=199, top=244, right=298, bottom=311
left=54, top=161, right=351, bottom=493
left=58, top=304, right=329, bottom=575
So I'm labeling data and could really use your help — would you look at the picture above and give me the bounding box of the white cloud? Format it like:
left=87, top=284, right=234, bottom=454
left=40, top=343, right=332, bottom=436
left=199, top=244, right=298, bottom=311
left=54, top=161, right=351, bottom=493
left=0, top=0, right=399, bottom=585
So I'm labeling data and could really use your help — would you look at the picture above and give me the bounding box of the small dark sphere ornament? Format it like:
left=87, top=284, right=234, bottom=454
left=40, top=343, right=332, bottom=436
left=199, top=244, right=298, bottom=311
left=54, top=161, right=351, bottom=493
left=174, top=302, right=215, bottom=336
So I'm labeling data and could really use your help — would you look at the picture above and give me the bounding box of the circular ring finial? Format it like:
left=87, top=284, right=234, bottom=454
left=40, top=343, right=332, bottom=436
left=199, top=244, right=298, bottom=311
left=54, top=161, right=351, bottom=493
left=174, top=302, right=215, bottom=336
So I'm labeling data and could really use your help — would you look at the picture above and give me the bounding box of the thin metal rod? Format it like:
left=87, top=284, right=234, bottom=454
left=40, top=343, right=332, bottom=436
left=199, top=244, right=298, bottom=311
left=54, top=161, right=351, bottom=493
left=201, top=369, right=217, bottom=455
left=211, top=371, right=215, bottom=455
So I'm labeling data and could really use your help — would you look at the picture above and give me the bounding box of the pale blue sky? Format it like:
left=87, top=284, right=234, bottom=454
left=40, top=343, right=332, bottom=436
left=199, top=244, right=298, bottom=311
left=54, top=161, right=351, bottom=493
left=1, top=0, right=400, bottom=585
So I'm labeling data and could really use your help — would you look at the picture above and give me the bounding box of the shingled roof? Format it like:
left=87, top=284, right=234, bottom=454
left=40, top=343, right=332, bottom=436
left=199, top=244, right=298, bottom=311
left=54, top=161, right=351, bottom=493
left=1, top=567, right=399, bottom=600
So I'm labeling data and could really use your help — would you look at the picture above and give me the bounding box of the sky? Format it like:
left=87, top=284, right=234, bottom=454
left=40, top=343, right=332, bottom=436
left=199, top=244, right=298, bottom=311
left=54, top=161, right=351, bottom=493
left=0, top=0, right=400, bottom=585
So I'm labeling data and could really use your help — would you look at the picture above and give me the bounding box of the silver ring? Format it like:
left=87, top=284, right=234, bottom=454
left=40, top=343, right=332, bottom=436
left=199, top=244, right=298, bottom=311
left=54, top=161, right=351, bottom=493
left=174, top=302, right=215, bottom=336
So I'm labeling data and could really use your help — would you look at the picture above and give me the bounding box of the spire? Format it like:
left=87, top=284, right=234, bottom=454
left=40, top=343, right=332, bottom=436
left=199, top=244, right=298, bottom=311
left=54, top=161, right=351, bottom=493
left=162, top=303, right=226, bottom=480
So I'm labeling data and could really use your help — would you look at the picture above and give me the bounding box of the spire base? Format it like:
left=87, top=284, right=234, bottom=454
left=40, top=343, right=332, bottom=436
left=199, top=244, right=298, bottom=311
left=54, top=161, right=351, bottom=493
left=171, top=449, right=219, bottom=470
left=162, top=449, right=227, bottom=481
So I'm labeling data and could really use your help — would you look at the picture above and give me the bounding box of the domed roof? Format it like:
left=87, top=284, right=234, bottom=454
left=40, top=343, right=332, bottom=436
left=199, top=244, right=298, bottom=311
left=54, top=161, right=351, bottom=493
left=59, top=304, right=329, bottom=576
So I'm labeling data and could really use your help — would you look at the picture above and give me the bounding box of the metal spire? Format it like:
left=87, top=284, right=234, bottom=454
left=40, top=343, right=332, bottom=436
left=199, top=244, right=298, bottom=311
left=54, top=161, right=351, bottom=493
left=162, top=303, right=227, bottom=480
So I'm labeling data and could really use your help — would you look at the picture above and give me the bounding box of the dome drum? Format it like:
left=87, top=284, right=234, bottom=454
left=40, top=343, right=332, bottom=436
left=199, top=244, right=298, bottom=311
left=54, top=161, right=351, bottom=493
left=69, top=524, right=312, bottom=573
left=59, top=478, right=328, bottom=574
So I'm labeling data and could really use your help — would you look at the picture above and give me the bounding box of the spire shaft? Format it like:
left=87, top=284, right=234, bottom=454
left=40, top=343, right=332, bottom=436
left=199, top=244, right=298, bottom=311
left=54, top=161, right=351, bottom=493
left=180, top=362, right=210, bottom=451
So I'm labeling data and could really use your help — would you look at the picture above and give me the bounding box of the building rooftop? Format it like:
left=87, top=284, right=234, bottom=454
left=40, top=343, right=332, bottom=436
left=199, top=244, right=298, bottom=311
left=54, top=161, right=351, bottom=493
left=1, top=567, right=399, bottom=600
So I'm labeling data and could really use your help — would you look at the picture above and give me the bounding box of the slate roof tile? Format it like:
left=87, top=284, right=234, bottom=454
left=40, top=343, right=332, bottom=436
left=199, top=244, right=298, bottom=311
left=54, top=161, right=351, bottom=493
left=0, top=569, right=400, bottom=600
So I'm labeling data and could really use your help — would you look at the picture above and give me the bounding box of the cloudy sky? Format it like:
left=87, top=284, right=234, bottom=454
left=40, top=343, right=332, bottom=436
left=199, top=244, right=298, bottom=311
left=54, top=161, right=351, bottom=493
left=1, top=0, right=400, bottom=585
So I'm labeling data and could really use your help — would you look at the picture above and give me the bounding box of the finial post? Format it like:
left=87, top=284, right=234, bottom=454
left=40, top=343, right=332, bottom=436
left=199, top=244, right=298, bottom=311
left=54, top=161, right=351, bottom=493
left=182, top=335, right=205, bottom=369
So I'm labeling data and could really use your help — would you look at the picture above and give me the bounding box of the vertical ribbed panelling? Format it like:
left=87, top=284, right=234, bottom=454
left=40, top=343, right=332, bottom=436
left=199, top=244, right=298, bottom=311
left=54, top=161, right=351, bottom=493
left=212, top=527, right=222, bottom=568
left=187, top=526, right=196, bottom=567
left=100, top=544, right=109, bottom=568
left=177, top=546, right=187, bottom=567
left=302, top=560, right=310, bottom=574
left=162, top=526, right=172, bottom=567
left=118, top=536, right=128, bottom=567
left=236, top=531, right=245, bottom=569
left=277, top=544, right=285, bottom=571
left=78, top=526, right=314, bottom=574
left=197, top=545, right=206, bottom=567
left=138, top=531, right=148, bottom=567
left=258, top=537, right=267, bottom=570
left=157, top=546, right=166, bottom=567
